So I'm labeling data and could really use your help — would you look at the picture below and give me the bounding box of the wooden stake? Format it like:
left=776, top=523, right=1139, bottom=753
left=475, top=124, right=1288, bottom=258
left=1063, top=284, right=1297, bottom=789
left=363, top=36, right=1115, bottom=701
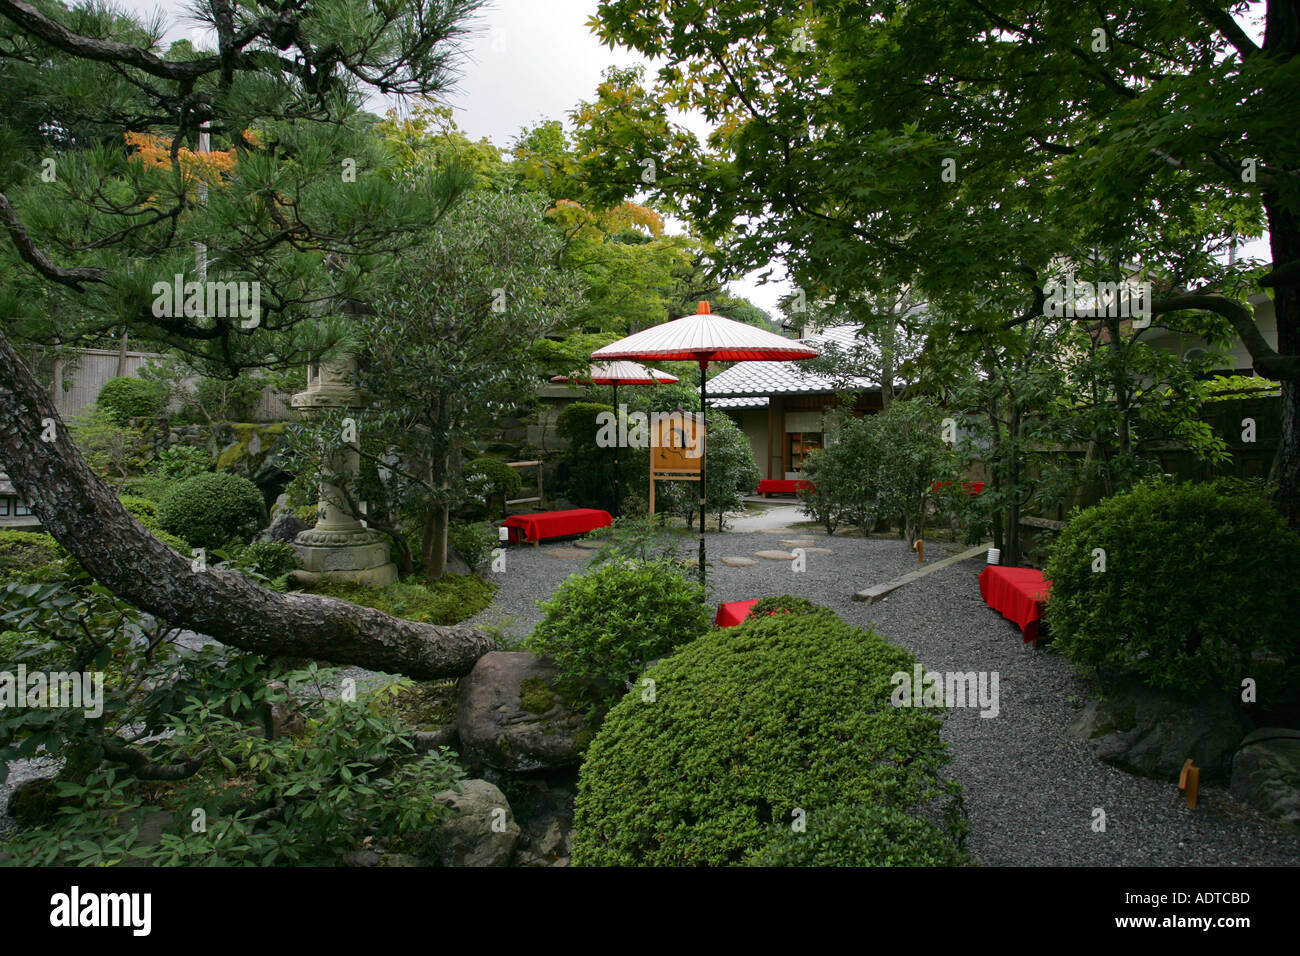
left=913, top=539, right=924, bottom=563
left=1178, top=758, right=1199, bottom=809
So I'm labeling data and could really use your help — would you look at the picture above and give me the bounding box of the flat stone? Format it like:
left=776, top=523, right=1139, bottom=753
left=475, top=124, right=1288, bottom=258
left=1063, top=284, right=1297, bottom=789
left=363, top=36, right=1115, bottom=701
left=543, top=547, right=590, bottom=560
left=779, top=539, right=815, bottom=548
left=721, top=556, right=758, bottom=567
left=574, top=539, right=606, bottom=550
left=802, top=547, right=833, bottom=554
left=754, top=550, right=797, bottom=561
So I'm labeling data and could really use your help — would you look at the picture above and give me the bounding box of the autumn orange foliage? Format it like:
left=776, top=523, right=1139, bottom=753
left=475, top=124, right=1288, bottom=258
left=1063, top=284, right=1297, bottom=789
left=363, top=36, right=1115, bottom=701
left=124, top=130, right=261, bottom=189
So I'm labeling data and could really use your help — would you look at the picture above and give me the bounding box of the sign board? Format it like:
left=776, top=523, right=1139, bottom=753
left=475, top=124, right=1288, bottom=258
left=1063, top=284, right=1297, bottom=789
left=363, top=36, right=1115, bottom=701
left=649, top=410, right=705, bottom=515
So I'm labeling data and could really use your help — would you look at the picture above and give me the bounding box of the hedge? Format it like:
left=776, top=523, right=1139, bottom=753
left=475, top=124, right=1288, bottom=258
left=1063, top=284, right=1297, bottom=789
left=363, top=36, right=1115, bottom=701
left=156, top=472, right=265, bottom=550
left=1044, top=478, right=1300, bottom=694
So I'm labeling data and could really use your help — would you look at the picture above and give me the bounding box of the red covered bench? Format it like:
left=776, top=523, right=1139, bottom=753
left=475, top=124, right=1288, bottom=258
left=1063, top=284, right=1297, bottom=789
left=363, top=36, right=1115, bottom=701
left=979, top=565, right=1052, bottom=644
left=502, top=508, right=612, bottom=546
left=931, top=480, right=985, bottom=495
left=715, top=599, right=761, bottom=627
left=756, top=480, right=815, bottom=497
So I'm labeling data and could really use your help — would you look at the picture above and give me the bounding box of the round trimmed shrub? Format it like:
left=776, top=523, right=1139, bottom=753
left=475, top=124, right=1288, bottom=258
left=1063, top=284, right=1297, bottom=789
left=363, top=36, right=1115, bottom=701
left=529, top=556, right=712, bottom=706
left=156, top=472, right=265, bottom=550
left=745, top=803, right=970, bottom=867
left=465, top=457, right=522, bottom=501
left=1044, top=478, right=1300, bottom=694
left=571, top=606, right=960, bottom=866
left=96, top=376, right=167, bottom=425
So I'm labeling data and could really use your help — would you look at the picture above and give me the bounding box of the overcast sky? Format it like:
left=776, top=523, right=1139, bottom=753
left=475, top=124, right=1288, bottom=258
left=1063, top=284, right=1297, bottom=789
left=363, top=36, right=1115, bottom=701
left=108, top=0, right=1270, bottom=311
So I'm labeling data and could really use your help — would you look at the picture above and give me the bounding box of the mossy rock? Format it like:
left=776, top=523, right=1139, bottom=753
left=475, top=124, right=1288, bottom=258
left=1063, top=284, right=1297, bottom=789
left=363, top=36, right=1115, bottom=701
left=519, top=677, right=558, bottom=715
left=216, top=422, right=287, bottom=471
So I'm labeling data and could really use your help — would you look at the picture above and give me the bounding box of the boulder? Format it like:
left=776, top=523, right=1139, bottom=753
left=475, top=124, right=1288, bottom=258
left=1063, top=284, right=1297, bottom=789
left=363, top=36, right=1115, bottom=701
left=1067, top=673, right=1252, bottom=782
left=1231, top=728, right=1300, bottom=832
left=444, top=551, right=471, bottom=576
left=455, top=652, right=595, bottom=772
left=258, top=510, right=307, bottom=544
left=426, top=779, right=520, bottom=867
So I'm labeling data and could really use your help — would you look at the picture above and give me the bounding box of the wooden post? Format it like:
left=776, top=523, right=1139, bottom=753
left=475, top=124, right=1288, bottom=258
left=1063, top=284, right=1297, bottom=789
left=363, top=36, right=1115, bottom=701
left=913, top=539, right=924, bottom=563
left=1178, top=758, right=1200, bottom=809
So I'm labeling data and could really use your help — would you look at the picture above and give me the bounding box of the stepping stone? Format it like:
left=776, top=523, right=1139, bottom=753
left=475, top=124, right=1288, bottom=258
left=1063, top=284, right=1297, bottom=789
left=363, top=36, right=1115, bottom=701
left=574, top=539, right=606, bottom=550
left=721, top=556, right=758, bottom=567
left=779, top=538, right=814, bottom=548
left=802, top=547, right=833, bottom=555
left=754, top=550, right=797, bottom=561
left=542, top=547, right=590, bottom=560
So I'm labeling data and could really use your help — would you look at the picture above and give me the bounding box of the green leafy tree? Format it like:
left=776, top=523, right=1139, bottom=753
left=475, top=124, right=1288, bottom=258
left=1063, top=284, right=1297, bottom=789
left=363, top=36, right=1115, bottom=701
left=288, top=191, right=581, bottom=578
left=587, top=1, right=1300, bottom=526
left=0, top=0, right=496, bottom=677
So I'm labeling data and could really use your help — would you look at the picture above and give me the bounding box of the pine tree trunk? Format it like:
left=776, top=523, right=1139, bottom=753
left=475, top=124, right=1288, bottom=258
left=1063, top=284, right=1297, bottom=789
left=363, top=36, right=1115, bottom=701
left=0, top=329, right=491, bottom=679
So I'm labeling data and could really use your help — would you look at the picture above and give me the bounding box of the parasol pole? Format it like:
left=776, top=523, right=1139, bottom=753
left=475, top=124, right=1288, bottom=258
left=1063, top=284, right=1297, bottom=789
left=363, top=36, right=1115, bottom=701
left=612, top=381, right=620, bottom=518
left=698, top=358, right=708, bottom=588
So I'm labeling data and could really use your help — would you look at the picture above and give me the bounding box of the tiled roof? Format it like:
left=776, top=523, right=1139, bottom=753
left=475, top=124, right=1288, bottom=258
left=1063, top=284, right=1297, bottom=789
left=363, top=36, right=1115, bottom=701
left=710, top=395, right=770, bottom=409
left=705, top=324, right=878, bottom=398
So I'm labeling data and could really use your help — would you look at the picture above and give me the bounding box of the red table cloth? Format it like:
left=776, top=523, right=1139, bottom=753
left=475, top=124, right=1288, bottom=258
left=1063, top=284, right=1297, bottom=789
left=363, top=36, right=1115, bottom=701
left=979, top=566, right=1052, bottom=643
left=715, top=599, right=761, bottom=628
left=757, top=480, right=815, bottom=496
left=502, top=508, right=612, bottom=544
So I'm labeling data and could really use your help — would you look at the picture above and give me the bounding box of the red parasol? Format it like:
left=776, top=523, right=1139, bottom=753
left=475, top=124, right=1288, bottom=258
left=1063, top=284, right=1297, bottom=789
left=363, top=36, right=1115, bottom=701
left=592, top=302, right=819, bottom=583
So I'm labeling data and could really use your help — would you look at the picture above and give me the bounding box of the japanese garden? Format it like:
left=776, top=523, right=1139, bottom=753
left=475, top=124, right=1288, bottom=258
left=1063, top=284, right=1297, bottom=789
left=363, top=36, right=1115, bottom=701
left=0, top=0, right=1297, bottom=881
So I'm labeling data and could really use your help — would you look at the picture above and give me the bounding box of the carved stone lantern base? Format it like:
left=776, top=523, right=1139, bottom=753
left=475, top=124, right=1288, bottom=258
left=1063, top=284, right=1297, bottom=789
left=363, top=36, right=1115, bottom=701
left=293, top=526, right=398, bottom=587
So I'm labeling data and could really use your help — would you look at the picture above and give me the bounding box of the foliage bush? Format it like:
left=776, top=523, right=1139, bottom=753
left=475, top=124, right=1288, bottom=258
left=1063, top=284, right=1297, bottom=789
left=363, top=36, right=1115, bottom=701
left=749, top=594, right=823, bottom=617
left=1044, top=478, right=1300, bottom=693
left=69, top=406, right=151, bottom=480
left=230, top=540, right=300, bottom=579
left=156, top=472, right=265, bottom=550
left=529, top=556, right=712, bottom=707
left=745, top=803, right=970, bottom=867
left=306, top=574, right=496, bottom=626
left=448, top=521, right=497, bottom=571
left=95, top=376, right=167, bottom=425
left=465, top=457, right=522, bottom=502
left=801, top=400, right=960, bottom=541
left=0, top=531, right=63, bottom=583
left=152, top=444, right=213, bottom=481
left=118, top=495, right=158, bottom=523
left=555, top=401, right=624, bottom=512
left=571, top=605, right=962, bottom=866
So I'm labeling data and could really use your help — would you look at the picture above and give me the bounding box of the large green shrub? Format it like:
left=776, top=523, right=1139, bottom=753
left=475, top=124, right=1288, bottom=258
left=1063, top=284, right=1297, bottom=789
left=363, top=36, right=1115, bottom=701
left=745, top=803, right=970, bottom=867
left=529, top=556, right=712, bottom=706
left=1044, top=478, right=1300, bottom=693
left=571, top=606, right=961, bottom=866
left=96, top=376, right=167, bottom=425
left=156, top=472, right=265, bottom=550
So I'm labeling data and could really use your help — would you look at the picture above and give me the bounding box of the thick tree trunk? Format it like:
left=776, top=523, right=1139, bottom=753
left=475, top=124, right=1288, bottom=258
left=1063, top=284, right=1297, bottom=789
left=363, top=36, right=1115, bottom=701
left=0, top=330, right=492, bottom=679
left=1265, top=197, right=1300, bottom=528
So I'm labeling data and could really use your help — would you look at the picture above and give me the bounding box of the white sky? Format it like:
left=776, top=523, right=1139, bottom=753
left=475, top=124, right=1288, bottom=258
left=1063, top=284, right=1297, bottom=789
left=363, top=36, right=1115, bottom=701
left=101, top=0, right=1272, bottom=311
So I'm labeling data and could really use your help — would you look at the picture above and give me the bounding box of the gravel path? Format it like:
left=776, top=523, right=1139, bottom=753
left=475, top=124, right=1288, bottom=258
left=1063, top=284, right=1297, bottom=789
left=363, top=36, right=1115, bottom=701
left=468, top=521, right=1300, bottom=867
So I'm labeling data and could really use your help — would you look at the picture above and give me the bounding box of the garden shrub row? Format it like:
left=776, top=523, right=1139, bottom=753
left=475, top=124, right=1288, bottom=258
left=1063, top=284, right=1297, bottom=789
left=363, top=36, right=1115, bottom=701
left=571, top=601, right=966, bottom=866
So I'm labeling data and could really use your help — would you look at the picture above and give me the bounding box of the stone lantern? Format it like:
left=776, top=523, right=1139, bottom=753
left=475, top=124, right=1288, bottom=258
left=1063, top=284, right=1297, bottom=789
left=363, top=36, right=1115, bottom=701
left=290, top=354, right=398, bottom=587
